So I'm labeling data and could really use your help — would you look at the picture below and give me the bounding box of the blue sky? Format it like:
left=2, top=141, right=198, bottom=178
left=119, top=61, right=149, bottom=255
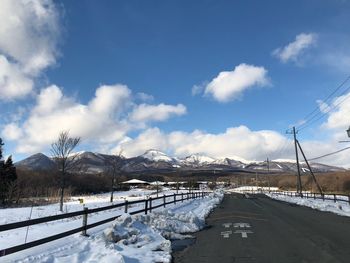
left=1, top=0, right=350, bottom=166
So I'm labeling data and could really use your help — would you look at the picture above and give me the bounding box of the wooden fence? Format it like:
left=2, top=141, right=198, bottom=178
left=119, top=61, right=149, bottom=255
left=0, top=191, right=210, bottom=257
left=268, top=191, right=350, bottom=204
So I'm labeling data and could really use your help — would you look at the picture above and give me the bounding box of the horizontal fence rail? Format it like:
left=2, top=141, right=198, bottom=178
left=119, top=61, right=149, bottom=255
left=0, top=191, right=211, bottom=257
left=236, top=188, right=350, bottom=204
left=268, top=191, right=350, bottom=204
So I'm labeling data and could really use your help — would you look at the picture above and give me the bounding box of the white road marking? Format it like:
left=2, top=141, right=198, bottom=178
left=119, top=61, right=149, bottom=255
left=234, top=230, right=253, bottom=238
left=222, top=222, right=232, bottom=228
left=221, top=231, right=232, bottom=238
left=233, top=222, right=251, bottom=228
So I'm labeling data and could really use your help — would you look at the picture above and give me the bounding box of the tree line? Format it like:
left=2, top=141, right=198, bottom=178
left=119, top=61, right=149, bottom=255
left=0, top=131, right=128, bottom=210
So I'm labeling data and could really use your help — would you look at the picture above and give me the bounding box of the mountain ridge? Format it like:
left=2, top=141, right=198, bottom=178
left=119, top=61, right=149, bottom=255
left=15, top=150, right=346, bottom=174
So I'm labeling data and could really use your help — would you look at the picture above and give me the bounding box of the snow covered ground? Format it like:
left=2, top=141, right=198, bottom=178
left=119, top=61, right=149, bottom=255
left=267, top=192, right=350, bottom=217
left=228, top=186, right=279, bottom=193
left=1, top=189, right=223, bottom=263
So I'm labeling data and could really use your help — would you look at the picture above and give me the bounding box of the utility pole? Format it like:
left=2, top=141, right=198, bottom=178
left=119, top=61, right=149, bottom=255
left=296, top=140, right=323, bottom=195
left=266, top=157, right=270, bottom=191
left=287, top=127, right=302, bottom=194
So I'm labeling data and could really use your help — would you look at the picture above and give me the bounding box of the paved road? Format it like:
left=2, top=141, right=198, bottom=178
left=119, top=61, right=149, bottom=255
left=173, top=193, right=350, bottom=263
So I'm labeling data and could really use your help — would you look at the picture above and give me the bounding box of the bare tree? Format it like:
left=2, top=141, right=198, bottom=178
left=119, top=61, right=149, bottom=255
left=51, top=131, right=81, bottom=212
left=105, top=150, right=124, bottom=202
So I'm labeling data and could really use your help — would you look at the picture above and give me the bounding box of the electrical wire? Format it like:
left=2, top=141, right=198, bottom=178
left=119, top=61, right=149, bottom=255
left=295, top=75, right=350, bottom=131
left=308, top=146, right=350, bottom=161
left=298, top=88, right=350, bottom=131
left=299, top=75, right=350, bottom=123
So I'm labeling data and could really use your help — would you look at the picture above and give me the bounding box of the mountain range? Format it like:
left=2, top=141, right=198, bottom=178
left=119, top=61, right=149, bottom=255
left=15, top=149, right=345, bottom=175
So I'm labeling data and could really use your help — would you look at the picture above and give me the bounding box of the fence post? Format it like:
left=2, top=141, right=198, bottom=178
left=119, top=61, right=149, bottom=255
left=81, top=207, right=88, bottom=236
left=145, top=199, right=148, bottom=215
left=163, top=195, right=166, bottom=207
left=174, top=193, right=176, bottom=204
left=322, top=194, right=325, bottom=201
left=314, top=193, right=316, bottom=200
left=181, top=193, right=184, bottom=202
left=334, top=194, right=336, bottom=203
left=348, top=195, right=350, bottom=205
left=124, top=200, right=128, bottom=213
left=149, top=197, right=152, bottom=213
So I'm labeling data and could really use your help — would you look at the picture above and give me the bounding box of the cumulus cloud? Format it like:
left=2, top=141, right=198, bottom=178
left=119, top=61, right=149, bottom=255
left=0, top=0, right=60, bottom=100
left=272, top=33, right=317, bottom=63
left=130, top=103, right=187, bottom=123
left=322, top=92, right=350, bottom=133
left=112, top=124, right=350, bottom=167
left=2, top=123, right=23, bottom=141
left=200, top=64, right=269, bottom=103
left=115, top=126, right=291, bottom=161
left=3, top=84, right=186, bottom=154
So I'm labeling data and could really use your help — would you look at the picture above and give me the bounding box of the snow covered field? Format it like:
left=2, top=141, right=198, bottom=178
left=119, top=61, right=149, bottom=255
left=227, top=186, right=279, bottom=193
left=267, top=192, right=350, bottom=217
left=1, top=189, right=223, bottom=263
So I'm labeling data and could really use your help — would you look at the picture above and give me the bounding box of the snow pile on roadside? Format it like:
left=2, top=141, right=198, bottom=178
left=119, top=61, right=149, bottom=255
left=7, top=191, right=223, bottom=263
left=267, top=193, right=350, bottom=217
left=103, top=191, right=223, bottom=263
left=145, top=191, right=223, bottom=238
left=103, top=214, right=172, bottom=263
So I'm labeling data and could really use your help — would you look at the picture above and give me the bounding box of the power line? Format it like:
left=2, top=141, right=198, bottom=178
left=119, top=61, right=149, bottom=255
left=298, top=88, right=350, bottom=131
left=300, top=75, right=350, bottom=123
left=295, top=75, right=350, bottom=131
left=308, top=146, right=350, bottom=161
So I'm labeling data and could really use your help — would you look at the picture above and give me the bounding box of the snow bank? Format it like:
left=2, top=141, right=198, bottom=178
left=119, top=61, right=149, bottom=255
left=4, top=191, right=223, bottom=263
left=267, top=193, right=350, bottom=217
left=102, top=191, right=224, bottom=263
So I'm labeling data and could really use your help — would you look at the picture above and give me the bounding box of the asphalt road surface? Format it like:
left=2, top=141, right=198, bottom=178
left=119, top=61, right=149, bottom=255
left=172, top=193, right=350, bottom=263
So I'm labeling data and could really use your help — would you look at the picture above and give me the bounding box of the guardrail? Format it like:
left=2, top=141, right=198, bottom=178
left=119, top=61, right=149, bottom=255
left=268, top=191, right=350, bottom=204
left=0, top=191, right=211, bottom=257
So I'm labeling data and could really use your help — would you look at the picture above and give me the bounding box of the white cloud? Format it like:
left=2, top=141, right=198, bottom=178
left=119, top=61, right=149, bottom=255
left=113, top=125, right=350, bottom=167
left=0, top=0, right=60, bottom=100
left=191, top=84, right=205, bottom=96
left=136, top=92, right=154, bottom=102
left=322, top=92, right=350, bottom=133
left=116, top=126, right=291, bottom=161
left=202, top=64, right=269, bottom=102
left=2, top=123, right=23, bottom=141
left=0, top=55, right=34, bottom=99
left=130, top=103, right=187, bottom=123
left=273, top=33, right=317, bottom=63
left=4, top=84, right=186, bottom=154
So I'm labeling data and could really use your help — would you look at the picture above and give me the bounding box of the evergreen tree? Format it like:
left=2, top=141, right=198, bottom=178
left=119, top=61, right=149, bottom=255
left=0, top=138, right=6, bottom=203
left=0, top=138, right=4, bottom=159
left=0, top=139, right=17, bottom=204
left=5, top=155, right=17, bottom=182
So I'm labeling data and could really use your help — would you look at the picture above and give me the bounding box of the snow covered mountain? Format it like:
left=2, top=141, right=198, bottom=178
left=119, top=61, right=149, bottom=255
left=181, top=154, right=216, bottom=167
left=16, top=153, right=56, bottom=170
left=15, top=149, right=346, bottom=174
left=141, top=149, right=177, bottom=163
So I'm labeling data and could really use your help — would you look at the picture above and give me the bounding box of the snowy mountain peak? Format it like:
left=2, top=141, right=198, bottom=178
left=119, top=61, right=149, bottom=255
left=140, top=149, right=175, bottom=162
left=181, top=154, right=215, bottom=165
